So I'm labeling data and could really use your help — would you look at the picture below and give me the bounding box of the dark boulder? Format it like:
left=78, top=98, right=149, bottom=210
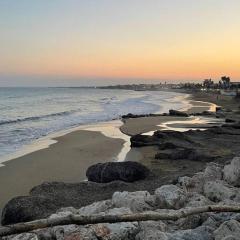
left=1, top=195, right=59, bottom=225
left=169, top=109, right=189, bottom=117
left=201, top=111, right=216, bottom=116
left=194, top=111, right=216, bottom=116
left=122, top=113, right=163, bottom=119
left=1, top=181, right=130, bottom=225
left=86, top=161, right=150, bottom=183
left=130, top=134, right=160, bottom=147
left=122, top=113, right=146, bottom=119
left=225, top=118, right=236, bottom=123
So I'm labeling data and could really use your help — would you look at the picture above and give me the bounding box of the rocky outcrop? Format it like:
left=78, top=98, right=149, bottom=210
left=121, top=113, right=163, bottom=119
left=2, top=156, right=240, bottom=240
left=169, top=109, right=189, bottom=117
left=86, top=161, right=150, bottom=183
left=1, top=181, right=130, bottom=225
left=155, top=148, right=215, bottom=162
left=131, top=123, right=240, bottom=162
left=2, top=173, right=167, bottom=225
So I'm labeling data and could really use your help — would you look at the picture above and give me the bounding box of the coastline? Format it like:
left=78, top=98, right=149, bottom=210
left=0, top=92, right=218, bottom=218
left=0, top=125, right=125, bottom=216
left=0, top=92, right=191, bottom=166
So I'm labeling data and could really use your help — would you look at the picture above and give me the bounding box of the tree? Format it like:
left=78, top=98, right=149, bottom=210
left=203, top=79, right=214, bottom=89
left=220, top=76, right=231, bottom=89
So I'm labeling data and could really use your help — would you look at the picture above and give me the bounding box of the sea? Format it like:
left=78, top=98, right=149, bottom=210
left=0, top=87, right=189, bottom=160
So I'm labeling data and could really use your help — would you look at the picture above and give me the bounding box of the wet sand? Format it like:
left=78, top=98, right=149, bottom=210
left=123, top=98, right=218, bottom=175
left=0, top=129, right=124, bottom=215
left=121, top=99, right=215, bottom=136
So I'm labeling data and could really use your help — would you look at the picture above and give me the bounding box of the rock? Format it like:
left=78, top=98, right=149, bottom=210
left=122, top=113, right=141, bottom=119
left=1, top=196, right=60, bottom=225
left=178, top=163, right=223, bottom=194
left=155, top=148, right=215, bottom=161
left=169, top=109, right=189, bottom=117
left=214, top=219, right=240, bottom=240
left=158, top=142, right=179, bottom=150
left=178, top=173, right=205, bottom=193
left=112, top=191, right=155, bottom=212
left=1, top=181, right=130, bottom=225
left=121, top=113, right=163, bottom=119
left=185, top=193, right=212, bottom=207
left=51, top=225, right=97, bottom=240
left=168, top=225, right=214, bottom=240
left=86, top=161, right=150, bottom=183
left=136, top=230, right=168, bottom=240
left=49, top=200, right=113, bottom=219
left=203, top=180, right=238, bottom=202
left=194, top=110, right=216, bottom=117
left=204, top=162, right=223, bottom=181
left=135, top=220, right=168, bottom=240
left=105, top=207, right=132, bottom=215
left=130, top=134, right=160, bottom=147
left=225, top=118, right=236, bottom=123
left=174, top=193, right=212, bottom=230
left=201, top=111, right=216, bottom=116
left=224, top=157, right=240, bottom=186
left=3, top=233, right=39, bottom=240
left=90, top=222, right=139, bottom=240
left=202, top=216, right=220, bottom=230
left=77, top=200, right=113, bottom=215
left=154, top=185, right=187, bottom=209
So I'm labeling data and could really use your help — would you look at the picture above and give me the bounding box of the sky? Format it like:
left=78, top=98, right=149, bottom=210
left=0, top=0, right=240, bottom=86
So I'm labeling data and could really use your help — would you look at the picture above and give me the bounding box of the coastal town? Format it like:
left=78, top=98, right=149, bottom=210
left=99, top=76, right=240, bottom=96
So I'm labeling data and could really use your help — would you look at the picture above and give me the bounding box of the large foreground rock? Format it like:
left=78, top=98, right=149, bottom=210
left=1, top=181, right=129, bottom=225
left=86, top=161, right=150, bottom=183
left=154, top=185, right=187, bottom=209
left=203, top=180, right=240, bottom=202
left=214, top=219, right=240, bottom=240
left=2, top=174, right=168, bottom=225
left=112, top=191, right=155, bottom=212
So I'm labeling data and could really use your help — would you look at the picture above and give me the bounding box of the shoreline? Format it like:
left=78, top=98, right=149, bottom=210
left=0, top=120, right=127, bottom=166
left=0, top=91, right=218, bottom=219
left=0, top=92, right=191, bottom=166
left=0, top=127, right=125, bottom=216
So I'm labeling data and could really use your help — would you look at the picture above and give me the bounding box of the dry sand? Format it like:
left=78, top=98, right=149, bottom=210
left=0, top=129, right=124, bottom=214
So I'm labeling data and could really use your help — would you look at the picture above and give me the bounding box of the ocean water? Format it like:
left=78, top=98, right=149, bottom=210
left=0, top=87, right=189, bottom=160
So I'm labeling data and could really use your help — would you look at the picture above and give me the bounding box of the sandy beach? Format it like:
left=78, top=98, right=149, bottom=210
left=0, top=128, right=124, bottom=215
left=0, top=93, right=221, bottom=217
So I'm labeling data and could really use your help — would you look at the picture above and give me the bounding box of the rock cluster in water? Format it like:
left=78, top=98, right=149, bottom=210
left=3, top=157, right=240, bottom=240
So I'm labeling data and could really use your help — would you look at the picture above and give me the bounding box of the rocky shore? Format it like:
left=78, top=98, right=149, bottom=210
left=2, top=156, right=240, bottom=239
left=1, top=92, right=240, bottom=239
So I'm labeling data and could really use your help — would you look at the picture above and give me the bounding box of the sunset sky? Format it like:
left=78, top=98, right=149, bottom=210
left=0, top=0, right=240, bottom=86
